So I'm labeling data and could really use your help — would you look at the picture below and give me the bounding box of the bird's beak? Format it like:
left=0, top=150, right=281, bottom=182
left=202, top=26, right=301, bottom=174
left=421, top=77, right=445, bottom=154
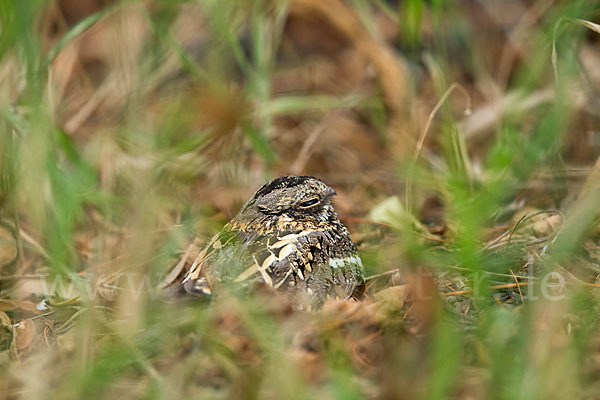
left=326, top=186, right=337, bottom=197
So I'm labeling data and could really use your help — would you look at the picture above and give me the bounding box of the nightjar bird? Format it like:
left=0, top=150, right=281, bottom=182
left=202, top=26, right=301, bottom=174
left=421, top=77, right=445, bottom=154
left=160, top=176, right=365, bottom=309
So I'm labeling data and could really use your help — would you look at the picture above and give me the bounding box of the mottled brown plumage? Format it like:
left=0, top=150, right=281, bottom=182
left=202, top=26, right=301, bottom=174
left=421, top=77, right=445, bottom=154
left=160, top=176, right=364, bottom=309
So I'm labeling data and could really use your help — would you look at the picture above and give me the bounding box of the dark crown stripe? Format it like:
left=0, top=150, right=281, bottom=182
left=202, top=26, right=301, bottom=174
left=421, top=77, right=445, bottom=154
left=252, top=176, right=319, bottom=199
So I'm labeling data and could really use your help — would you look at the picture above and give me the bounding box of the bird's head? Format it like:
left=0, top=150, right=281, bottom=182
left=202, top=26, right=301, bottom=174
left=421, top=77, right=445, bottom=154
left=241, top=176, right=338, bottom=223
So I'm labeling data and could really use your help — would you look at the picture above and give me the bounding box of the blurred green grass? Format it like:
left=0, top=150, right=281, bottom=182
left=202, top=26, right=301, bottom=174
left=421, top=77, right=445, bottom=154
left=1, top=0, right=600, bottom=399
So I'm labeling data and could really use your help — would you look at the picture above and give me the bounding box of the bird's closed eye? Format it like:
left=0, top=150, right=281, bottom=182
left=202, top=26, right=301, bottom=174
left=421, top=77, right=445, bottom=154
left=298, top=197, right=320, bottom=208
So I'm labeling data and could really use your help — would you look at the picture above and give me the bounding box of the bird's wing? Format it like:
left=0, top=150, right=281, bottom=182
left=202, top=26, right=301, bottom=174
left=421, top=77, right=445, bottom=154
left=158, top=229, right=239, bottom=299
left=231, top=229, right=364, bottom=305
left=160, top=228, right=363, bottom=304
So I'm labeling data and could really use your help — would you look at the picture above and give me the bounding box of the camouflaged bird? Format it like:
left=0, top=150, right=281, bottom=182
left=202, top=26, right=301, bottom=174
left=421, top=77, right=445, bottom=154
left=160, top=176, right=364, bottom=309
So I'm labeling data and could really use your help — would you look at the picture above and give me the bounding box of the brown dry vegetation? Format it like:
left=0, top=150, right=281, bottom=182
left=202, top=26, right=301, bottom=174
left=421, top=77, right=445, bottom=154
left=2, top=0, right=600, bottom=399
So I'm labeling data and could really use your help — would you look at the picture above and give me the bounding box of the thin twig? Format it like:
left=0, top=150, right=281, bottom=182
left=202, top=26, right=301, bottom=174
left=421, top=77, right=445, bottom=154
left=442, top=280, right=600, bottom=297
left=441, top=282, right=531, bottom=296
left=510, top=268, right=524, bottom=303
left=289, top=113, right=337, bottom=175
left=446, top=265, right=535, bottom=280
left=406, top=82, right=472, bottom=213
left=19, top=229, right=51, bottom=261
left=0, top=274, right=47, bottom=281
left=484, top=210, right=564, bottom=251
left=365, top=268, right=400, bottom=282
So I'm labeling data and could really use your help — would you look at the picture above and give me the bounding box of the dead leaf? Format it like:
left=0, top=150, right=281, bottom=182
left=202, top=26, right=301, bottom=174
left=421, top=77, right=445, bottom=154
left=0, top=311, right=11, bottom=348
left=374, top=285, right=408, bottom=310
left=0, top=224, right=17, bottom=266
left=0, top=312, right=10, bottom=327
left=0, top=300, right=17, bottom=312
left=532, top=214, right=562, bottom=237
left=14, top=319, right=35, bottom=351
